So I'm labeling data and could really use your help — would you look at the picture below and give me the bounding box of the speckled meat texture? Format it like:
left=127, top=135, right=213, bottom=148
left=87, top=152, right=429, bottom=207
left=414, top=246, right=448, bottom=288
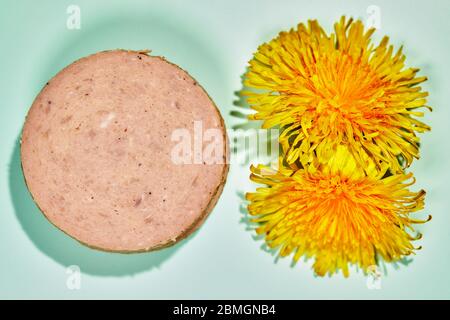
left=21, top=50, right=229, bottom=252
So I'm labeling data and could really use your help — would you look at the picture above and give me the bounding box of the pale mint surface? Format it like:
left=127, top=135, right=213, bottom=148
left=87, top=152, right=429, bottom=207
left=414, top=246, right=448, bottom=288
left=0, top=0, right=449, bottom=299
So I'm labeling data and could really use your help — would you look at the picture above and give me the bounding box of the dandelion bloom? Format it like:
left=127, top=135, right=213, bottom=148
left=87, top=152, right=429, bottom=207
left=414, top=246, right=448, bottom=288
left=246, top=146, right=430, bottom=277
left=244, top=17, right=431, bottom=173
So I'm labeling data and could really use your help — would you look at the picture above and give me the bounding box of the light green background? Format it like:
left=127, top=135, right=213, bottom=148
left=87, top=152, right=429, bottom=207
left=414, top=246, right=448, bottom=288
left=1, top=0, right=449, bottom=299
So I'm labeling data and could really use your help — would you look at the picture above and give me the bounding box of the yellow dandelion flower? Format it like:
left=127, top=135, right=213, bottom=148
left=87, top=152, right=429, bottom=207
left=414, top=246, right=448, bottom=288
left=244, top=16, right=431, bottom=173
left=246, top=146, right=430, bottom=277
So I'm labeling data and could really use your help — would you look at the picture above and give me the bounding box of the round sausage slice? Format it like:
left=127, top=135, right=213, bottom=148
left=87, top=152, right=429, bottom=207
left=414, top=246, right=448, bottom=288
left=21, top=50, right=228, bottom=252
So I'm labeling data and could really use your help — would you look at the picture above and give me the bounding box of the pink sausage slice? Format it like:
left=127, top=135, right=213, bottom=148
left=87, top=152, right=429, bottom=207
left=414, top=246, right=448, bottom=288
left=21, top=50, right=229, bottom=252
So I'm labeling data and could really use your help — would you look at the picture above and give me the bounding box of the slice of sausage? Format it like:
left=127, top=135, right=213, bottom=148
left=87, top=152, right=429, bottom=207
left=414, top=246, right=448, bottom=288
left=21, top=50, right=229, bottom=252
